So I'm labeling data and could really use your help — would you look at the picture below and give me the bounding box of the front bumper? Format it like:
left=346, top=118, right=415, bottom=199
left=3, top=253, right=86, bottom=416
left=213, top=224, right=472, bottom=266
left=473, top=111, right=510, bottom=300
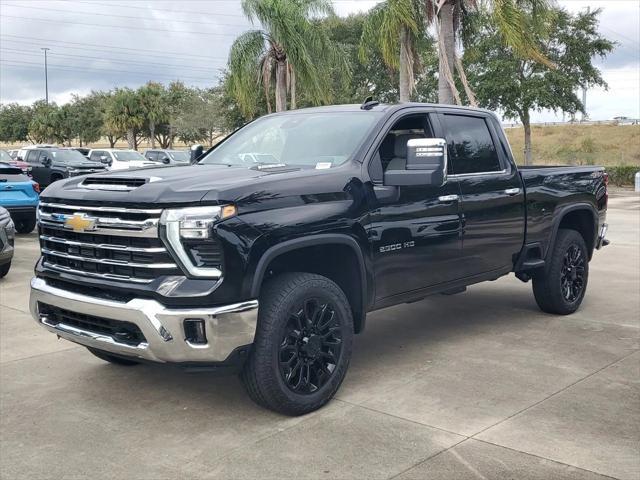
left=29, top=277, right=258, bottom=363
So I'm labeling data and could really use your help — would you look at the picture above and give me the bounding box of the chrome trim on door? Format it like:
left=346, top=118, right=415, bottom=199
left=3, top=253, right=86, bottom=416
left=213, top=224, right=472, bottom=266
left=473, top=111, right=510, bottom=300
left=438, top=194, right=459, bottom=202
left=504, top=188, right=521, bottom=195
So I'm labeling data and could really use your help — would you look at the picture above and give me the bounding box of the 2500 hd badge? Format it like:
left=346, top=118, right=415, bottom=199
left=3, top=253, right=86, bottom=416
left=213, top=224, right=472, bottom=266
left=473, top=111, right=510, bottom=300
left=379, top=241, right=415, bottom=253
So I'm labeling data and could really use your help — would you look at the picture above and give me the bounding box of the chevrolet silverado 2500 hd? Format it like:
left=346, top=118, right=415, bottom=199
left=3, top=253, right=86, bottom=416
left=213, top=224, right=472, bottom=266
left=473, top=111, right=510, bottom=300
left=29, top=103, right=608, bottom=415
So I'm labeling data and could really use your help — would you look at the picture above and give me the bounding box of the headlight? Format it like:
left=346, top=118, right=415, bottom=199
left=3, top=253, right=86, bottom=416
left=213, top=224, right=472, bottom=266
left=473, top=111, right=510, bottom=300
left=159, top=205, right=236, bottom=278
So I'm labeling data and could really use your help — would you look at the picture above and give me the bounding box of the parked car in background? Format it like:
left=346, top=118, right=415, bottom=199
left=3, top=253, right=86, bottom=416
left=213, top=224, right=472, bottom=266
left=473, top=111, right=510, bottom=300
left=24, top=148, right=107, bottom=188
left=88, top=148, right=157, bottom=170
left=0, top=206, right=15, bottom=278
left=2, top=149, right=30, bottom=175
left=70, top=147, right=91, bottom=157
left=0, top=162, right=39, bottom=234
left=17, top=144, right=55, bottom=161
left=144, top=149, right=190, bottom=165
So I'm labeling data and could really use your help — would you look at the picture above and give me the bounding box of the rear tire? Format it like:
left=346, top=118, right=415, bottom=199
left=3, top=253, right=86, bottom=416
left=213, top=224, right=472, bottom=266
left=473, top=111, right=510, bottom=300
left=533, top=229, right=589, bottom=315
left=87, top=347, right=140, bottom=366
left=241, top=272, right=353, bottom=416
left=0, top=262, right=10, bottom=278
left=15, top=217, right=36, bottom=234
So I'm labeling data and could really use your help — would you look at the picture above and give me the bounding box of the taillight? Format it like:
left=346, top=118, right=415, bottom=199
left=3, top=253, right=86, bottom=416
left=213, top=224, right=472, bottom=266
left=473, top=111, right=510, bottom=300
left=32, top=182, right=40, bottom=193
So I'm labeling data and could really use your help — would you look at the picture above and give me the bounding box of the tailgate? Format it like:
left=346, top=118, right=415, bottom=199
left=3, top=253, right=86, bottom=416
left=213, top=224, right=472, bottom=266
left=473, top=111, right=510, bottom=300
left=0, top=181, right=38, bottom=206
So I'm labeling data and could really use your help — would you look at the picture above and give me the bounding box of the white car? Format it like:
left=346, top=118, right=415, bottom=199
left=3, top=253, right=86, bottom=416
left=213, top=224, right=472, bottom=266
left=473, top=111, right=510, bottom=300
left=87, top=148, right=157, bottom=171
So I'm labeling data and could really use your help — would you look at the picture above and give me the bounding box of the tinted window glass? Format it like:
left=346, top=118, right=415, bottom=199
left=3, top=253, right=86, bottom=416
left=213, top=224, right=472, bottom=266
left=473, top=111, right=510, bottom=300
left=90, top=151, right=105, bottom=162
left=25, top=150, right=40, bottom=163
left=145, top=151, right=158, bottom=161
left=443, top=115, right=501, bottom=174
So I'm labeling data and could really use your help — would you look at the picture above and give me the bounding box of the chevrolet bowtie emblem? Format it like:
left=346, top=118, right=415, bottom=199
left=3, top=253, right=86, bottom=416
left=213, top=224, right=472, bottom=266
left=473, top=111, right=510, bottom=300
left=64, top=213, right=97, bottom=232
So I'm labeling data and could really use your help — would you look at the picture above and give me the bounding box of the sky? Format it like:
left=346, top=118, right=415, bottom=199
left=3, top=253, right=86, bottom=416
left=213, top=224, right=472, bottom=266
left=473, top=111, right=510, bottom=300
left=0, top=0, right=638, bottom=123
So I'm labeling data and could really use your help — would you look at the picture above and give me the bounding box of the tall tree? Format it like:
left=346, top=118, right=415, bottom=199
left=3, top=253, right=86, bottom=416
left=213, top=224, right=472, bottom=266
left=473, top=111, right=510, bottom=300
left=104, top=88, right=144, bottom=150
left=0, top=103, right=32, bottom=144
left=70, top=93, right=104, bottom=147
left=28, top=101, right=59, bottom=144
left=465, top=8, right=613, bottom=164
left=138, top=82, right=168, bottom=149
left=227, top=0, right=346, bottom=116
left=429, top=0, right=552, bottom=105
left=359, top=0, right=425, bottom=102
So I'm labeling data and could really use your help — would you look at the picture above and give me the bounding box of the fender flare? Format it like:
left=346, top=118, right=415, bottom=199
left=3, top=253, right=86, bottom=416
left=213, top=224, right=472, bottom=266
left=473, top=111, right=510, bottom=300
left=249, top=233, right=369, bottom=330
left=546, top=203, right=598, bottom=259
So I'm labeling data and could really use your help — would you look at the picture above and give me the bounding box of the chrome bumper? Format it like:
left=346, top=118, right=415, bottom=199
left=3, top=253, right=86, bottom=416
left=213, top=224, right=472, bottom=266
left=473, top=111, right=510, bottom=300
left=596, top=222, right=609, bottom=249
left=29, top=277, right=258, bottom=363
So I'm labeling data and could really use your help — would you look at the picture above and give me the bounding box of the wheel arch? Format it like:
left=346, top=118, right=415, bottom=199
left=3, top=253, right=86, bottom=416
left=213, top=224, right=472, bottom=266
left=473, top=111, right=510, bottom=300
left=250, top=234, right=368, bottom=333
left=548, top=204, right=598, bottom=260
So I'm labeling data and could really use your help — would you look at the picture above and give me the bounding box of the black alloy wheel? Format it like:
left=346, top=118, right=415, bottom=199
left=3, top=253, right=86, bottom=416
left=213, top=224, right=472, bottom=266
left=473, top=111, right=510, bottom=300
left=560, top=244, right=586, bottom=302
left=278, top=299, right=343, bottom=394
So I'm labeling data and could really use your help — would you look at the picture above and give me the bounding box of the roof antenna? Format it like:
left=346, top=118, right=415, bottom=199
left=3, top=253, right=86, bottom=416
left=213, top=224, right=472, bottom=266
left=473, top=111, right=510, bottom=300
left=361, top=96, right=379, bottom=110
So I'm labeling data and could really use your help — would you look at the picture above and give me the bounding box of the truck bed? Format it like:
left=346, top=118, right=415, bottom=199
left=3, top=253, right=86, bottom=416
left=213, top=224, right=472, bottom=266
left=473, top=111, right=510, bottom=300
left=519, top=165, right=607, bottom=258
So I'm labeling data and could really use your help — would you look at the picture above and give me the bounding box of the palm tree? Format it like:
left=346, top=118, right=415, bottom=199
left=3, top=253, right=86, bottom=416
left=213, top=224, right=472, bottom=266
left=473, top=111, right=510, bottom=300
left=138, top=82, right=168, bottom=149
left=359, top=0, right=424, bottom=103
left=228, top=0, right=347, bottom=116
left=429, top=0, right=552, bottom=105
left=104, top=88, right=144, bottom=150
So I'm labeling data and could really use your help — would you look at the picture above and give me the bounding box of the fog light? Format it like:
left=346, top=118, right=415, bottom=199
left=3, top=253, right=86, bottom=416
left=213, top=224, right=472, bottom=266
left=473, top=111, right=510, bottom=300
left=184, top=319, right=207, bottom=345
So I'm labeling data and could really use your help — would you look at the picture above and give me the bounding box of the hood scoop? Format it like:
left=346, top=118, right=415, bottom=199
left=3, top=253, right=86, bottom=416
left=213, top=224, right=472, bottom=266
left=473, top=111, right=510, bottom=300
left=81, top=176, right=156, bottom=191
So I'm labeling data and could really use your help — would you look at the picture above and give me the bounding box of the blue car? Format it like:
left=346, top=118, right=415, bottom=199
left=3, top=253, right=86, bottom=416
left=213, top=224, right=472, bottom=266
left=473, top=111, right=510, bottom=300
left=0, top=162, right=39, bottom=233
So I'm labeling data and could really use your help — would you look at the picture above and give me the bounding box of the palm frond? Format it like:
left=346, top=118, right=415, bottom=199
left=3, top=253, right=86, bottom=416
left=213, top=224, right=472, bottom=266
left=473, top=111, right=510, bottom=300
left=227, top=29, right=268, bottom=116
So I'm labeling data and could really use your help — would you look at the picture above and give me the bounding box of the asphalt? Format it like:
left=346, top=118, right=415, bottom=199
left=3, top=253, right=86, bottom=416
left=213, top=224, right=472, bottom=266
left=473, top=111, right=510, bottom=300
left=1, top=192, right=638, bottom=480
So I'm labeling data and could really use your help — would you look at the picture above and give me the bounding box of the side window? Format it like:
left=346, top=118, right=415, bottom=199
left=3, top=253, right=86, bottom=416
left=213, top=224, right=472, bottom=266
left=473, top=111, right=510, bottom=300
left=90, top=151, right=104, bottom=162
left=443, top=114, right=502, bottom=175
left=25, top=150, right=39, bottom=163
left=146, top=151, right=158, bottom=162
left=377, top=114, right=434, bottom=173
left=37, top=151, right=49, bottom=164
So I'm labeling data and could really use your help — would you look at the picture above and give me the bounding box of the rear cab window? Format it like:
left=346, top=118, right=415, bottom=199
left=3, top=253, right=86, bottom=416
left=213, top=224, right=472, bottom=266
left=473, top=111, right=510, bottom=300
left=442, top=114, right=502, bottom=175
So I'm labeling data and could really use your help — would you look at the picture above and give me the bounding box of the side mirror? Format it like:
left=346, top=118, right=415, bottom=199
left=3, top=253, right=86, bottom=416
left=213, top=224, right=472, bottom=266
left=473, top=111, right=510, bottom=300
left=42, top=156, right=52, bottom=167
left=161, top=156, right=170, bottom=164
left=190, top=144, right=204, bottom=164
left=99, top=155, right=110, bottom=165
left=384, top=138, right=447, bottom=187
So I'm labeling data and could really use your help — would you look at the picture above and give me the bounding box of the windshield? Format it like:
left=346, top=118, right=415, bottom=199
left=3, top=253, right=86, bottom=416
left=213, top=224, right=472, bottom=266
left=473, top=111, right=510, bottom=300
left=113, top=150, right=147, bottom=162
left=199, top=112, right=381, bottom=168
left=0, top=150, right=11, bottom=162
left=168, top=151, right=190, bottom=163
left=50, top=150, right=89, bottom=164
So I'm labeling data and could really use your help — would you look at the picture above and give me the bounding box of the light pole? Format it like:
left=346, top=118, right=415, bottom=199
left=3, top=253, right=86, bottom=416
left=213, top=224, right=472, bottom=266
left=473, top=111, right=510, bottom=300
left=41, top=47, right=50, bottom=104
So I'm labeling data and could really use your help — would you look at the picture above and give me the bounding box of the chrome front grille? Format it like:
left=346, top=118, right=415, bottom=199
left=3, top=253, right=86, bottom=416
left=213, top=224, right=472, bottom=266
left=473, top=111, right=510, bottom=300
left=38, top=202, right=180, bottom=283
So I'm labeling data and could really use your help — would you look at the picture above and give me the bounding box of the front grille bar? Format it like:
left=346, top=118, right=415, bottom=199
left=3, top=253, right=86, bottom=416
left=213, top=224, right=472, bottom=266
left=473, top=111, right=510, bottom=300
left=43, top=262, right=154, bottom=283
left=40, top=235, right=166, bottom=253
left=42, top=248, right=177, bottom=269
left=39, top=202, right=162, bottom=215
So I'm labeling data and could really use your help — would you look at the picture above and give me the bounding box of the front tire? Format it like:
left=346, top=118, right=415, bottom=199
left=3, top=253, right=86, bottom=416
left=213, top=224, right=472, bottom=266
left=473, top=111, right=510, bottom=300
left=242, top=272, right=354, bottom=416
left=87, top=347, right=140, bottom=366
left=533, top=229, right=589, bottom=315
left=15, top=217, right=36, bottom=234
left=0, top=262, right=10, bottom=278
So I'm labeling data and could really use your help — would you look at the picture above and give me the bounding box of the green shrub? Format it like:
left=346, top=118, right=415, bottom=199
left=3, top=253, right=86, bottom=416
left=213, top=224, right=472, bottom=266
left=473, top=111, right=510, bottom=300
left=607, top=165, right=638, bottom=186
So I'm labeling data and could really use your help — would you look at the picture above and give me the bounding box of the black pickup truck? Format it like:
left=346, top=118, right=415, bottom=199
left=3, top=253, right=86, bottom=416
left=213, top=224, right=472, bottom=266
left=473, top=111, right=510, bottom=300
left=29, top=103, right=608, bottom=415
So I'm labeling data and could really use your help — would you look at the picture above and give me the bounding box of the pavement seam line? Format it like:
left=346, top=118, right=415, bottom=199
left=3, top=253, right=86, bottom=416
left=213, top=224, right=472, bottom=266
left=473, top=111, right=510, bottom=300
left=0, top=344, right=81, bottom=365
left=0, top=303, right=30, bottom=315
left=472, top=439, right=623, bottom=480
left=387, top=437, right=471, bottom=480
left=334, top=398, right=468, bottom=439
left=469, top=348, right=639, bottom=439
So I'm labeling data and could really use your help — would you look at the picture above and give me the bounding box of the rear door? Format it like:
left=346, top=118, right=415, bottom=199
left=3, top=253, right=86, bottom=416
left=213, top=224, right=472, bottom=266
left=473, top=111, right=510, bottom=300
left=25, top=150, right=46, bottom=186
left=439, top=111, right=525, bottom=275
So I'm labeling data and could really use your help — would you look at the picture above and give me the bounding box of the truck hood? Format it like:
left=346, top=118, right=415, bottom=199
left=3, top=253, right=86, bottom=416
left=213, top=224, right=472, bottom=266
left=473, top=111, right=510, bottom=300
left=40, top=164, right=284, bottom=205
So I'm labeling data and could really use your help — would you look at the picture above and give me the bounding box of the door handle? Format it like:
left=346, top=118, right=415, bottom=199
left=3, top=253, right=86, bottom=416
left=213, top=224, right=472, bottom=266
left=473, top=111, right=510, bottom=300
left=438, top=194, right=459, bottom=202
left=504, top=188, right=520, bottom=196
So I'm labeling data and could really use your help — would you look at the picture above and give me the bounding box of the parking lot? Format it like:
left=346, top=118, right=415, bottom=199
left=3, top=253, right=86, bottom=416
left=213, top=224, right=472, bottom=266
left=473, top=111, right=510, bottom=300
left=0, top=192, right=638, bottom=480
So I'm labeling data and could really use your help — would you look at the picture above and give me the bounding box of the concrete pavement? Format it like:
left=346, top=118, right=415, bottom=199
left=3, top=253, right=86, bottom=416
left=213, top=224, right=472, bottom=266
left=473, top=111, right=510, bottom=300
left=1, top=193, right=638, bottom=480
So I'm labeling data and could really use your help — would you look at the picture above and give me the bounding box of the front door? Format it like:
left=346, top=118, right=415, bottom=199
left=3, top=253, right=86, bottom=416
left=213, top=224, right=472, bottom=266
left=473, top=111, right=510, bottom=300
left=367, top=112, right=464, bottom=301
left=440, top=112, right=525, bottom=275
